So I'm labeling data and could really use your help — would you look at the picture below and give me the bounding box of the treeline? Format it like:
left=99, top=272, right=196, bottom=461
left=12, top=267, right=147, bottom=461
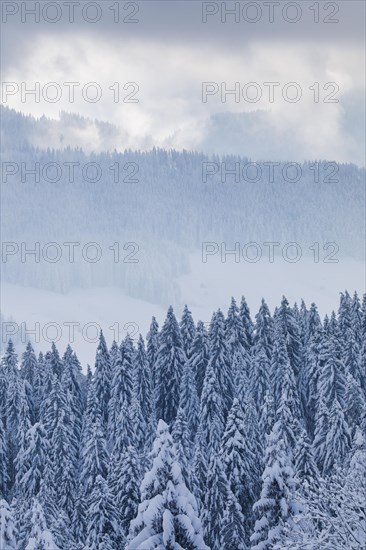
left=0, top=290, right=366, bottom=549
left=2, top=106, right=365, bottom=302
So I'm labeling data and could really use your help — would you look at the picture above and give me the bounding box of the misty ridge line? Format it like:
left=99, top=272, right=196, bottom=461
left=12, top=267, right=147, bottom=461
left=1, top=105, right=364, bottom=169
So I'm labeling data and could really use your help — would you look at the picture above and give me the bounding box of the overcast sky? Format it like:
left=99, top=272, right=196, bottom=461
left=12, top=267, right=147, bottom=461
left=1, top=0, right=365, bottom=164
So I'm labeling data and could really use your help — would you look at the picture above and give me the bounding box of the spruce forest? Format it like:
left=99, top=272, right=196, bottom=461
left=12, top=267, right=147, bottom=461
left=1, top=291, right=365, bottom=549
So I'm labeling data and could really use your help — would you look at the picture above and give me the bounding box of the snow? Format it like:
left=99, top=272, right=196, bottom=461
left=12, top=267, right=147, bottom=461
left=1, top=253, right=364, bottom=366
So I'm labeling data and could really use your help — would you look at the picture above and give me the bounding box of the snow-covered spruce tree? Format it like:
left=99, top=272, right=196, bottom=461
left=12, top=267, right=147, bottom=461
left=271, top=330, right=293, bottom=409
left=0, top=418, right=9, bottom=499
left=276, top=359, right=301, bottom=455
left=338, top=291, right=353, bottom=341
left=220, top=490, right=246, bottom=550
left=23, top=498, right=59, bottom=550
left=202, top=453, right=228, bottom=550
left=0, top=498, right=17, bottom=549
left=14, top=422, right=47, bottom=505
left=80, top=407, right=109, bottom=497
left=198, top=361, right=225, bottom=460
left=191, top=426, right=208, bottom=509
left=317, top=335, right=347, bottom=410
left=108, top=338, right=135, bottom=446
left=85, top=475, right=120, bottom=550
left=297, top=304, right=321, bottom=421
left=93, top=331, right=112, bottom=430
left=146, top=316, right=159, bottom=391
left=323, top=397, right=351, bottom=475
left=13, top=383, right=32, bottom=496
left=155, top=306, right=186, bottom=424
left=312, top=389, right=329, bottom=476
left=1, top=340, right=18, bottom=378
left=343, top=328, right=362, bottom=385
left=49, top=342, right=63, bottom=379
left=220, top=397, right=258, bottom=541
left=239, top=296, right=254, bottom=349
left=173, top=360, right=200, bottom=474
left=172, top=408, right=192, bottom=490
left=232, top=347, right=251, bottom=402
left=62, top=346, right=84, bottom=426
left=72, top=483, right=88, bottom=548
left=294, top=428, right=320, bottom=496
left=251, top=420, right=298, bottom=549
left=304, top=302, right=321, bottom=347
left=253, top=299, right=273, bottom=358
left=359, top=293, right=366, bottom=393
left=187, top=320, right=209, bottom=399
left=20, top=342, right=38, bottom=423
left=0, top=363, right=8, bottom=434
left=260, top=389, right=276, bottom=437
left=108, top=340, right=119, bottom=376
left=133, top=335, right=154, bottom=439
left=351, top=291, right=362, bottom=345
left=299, top=327, right=323, bottom=436
left=127, top=420, right=209, bottom=550
left=275, top=296, right=303, bottom=378
left=207, top=309, right=233, bottom=418
left=180, top=304, right=196, bottom=359
left=7, top=375, right=30, bottom=495
left=109, top=444, right=141, bottom=538
left=225, top=297, right=247, bottom=360
left=49, top=406, right=77, bottom=517
left=344, top=372, right=365, bottom=436
left=250, top=346, right=270, bottom=413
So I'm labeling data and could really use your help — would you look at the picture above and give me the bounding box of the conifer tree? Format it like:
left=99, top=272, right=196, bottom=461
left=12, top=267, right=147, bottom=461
left=173, top=361, right=199, bottom=464
left=146, top=316, right=159, bottom=390
left=85, top=475, right=120, bottom=550
left=344, top=373, right=365, bottom=436
left=251, top=420, right=298, bottom=549
left=93, top=332, right=111, bottom=429
left=313, top=389, right=329, bottom=473
left=1, top=340, right=18, bottom=377
left=110, top=444, right=141, bottom=537
left=323, top=398, right=351, bottom=474
left=15, top=423, right=48, bottom=501
left=24, top=499, right=59, bottom=550
left=225, top=297, right=247, bottom=359
left=202, top=453, right=228, bottom=550
left=220, top=398, right=259, bottom=538
left=20, top=342, right=37, bottom=422
left=254, top=299, right=273, bottom=358
left=155, top=306, right=186, bottom=424
left=180, top=305, right=196, bottom=358
left=108, top=339, right=134, bottom=445
left=0, top=419, right=9, bottom=498
left=275, top=296, right=303, bottom=377
left=239, top=295, right=254, bottom=349
left=318, top=336, right=347, bottom=409
left=188, top=320, right=209, bottom=398
left=220, top=490, right=246, bottom=550
left=127, top=420, right=209, bottom=550
left=133, top=335, right=154, bottom=428
left=0, top=498, right=17, bottom=549
left=250, top=346, right=270, bottom=412
left=80, top=411, right=109, bottom=496
left=294, top=428, right=320, bottom=495
left=207, top=309, right=233, bottom=417
left=199, top=362, right=225, bottom=458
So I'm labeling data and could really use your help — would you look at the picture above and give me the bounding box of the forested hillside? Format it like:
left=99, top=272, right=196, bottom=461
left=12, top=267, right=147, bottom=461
left=1, top=107, right=365, bottom=304
left=1, top=291, right=365, bottom=549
